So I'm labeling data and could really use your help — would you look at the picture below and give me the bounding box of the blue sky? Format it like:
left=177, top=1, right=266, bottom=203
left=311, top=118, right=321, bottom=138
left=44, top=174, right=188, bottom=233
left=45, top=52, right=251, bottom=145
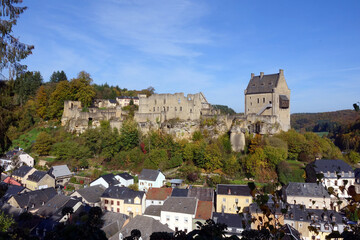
left=10, top=0, right=360, bottom=113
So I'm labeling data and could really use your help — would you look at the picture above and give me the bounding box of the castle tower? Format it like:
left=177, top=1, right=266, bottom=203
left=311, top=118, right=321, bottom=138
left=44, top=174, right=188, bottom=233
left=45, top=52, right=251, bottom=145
left=244, top=69, right=290, bottom=131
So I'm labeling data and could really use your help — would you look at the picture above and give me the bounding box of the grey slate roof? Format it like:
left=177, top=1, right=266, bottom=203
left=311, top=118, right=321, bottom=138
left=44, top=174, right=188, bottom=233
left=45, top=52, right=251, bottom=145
left=12, top=165, right=33, bottom=178
left=1, top=184, right=25, bottom=202
left=144, top=205, right=162, bottom=217
left=101, top=212, right=128, bottom=239
left=246, top=73, right=279, bottom=94
left=188, top=187, right=213, bottom=201
left=139, top=169, right=161, bottom=181
left=311, top=159, right=354, bottom=178
left=212, top=212, right=250, bottom=235
left=48, top=165, right=72, bottom=179
left=99, top=173, right=120, bottom=186
left=171, top=188, right=188, bottom=197
left=284, top=182, right=330, bottom=198
left=115, top=215, right=173, bottom=240
left=280, top=224, right=301, bottom=240
left=10, top=187, right=57, bottom=209
left=37, top=194, right=72, bottom=217
left=162, top=197, right=197, bottom=214
left=101, top=186, right=145, bottom=204
left=118, top=172, right=133, bottom=181
left=27, top=170, right=48, bottom=183
left=109, top=99, right=117, bottom=104
left=217, top=184, right=252, bottom=196
left=74, top=185, right=106, bottom=203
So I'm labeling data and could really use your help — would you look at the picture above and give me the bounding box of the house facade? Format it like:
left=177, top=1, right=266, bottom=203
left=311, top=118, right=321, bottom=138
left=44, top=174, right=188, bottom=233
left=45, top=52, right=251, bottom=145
left=216, top=184, right=252, bottom=214
left=70, top=185, right=106, bottom=207
left=25, top=171, right=55, bottom=191
left=138, top=169, right=166, bottom=192
left=11, top=166, right=36, bottom=186
left=116, top=172, right=134, bottom=187
left=145, top=187, right=172, bottom=208
left=48, top=165, right=72, bottom=186
left=90, top=173, right=120, bottom=189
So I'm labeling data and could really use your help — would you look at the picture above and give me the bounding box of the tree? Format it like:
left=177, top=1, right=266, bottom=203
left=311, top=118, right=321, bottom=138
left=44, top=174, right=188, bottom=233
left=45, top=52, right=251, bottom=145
left=70, top=71, right=96, bottom=107
left=35, top=85, right=48, bottom=118
left=0, top=211, right=14, bottom=232
left=14, top=71, right=43, bottom=105
left=33, top=131, right=53, bottom=156
left=0, top=0, right=34, bottom=76
left=50, top=70, right=67, bottom=83
left=47, top=80, right=72, bottom=119
left=120, top=119, right=139, bottom=151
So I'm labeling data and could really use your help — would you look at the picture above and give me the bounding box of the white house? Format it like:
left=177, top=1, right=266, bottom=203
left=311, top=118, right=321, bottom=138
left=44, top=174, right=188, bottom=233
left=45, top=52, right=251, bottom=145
left=138, top=169, right=165, bottom=192
left=145, top=187, right=172, bottom=208
left=18, top=153, right=34, bottom=167
left=160, top=197, right=197, bottom=233
left=115, top=172, right=134, bottom=187
left=90, top=173, right=120, bottom=188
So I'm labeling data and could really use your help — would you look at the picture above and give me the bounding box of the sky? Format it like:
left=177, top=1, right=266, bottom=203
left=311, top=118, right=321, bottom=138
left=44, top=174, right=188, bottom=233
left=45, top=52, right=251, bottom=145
left=8, top=0, right=360, bottom=113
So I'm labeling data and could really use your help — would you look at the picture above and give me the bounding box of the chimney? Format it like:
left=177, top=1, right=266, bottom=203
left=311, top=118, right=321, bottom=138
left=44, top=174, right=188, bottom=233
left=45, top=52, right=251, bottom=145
left=260, top=72, right=264, bottom=78
left=279, top=69, right=284, bottom=75
left=251, top=73, right=254, bottom=79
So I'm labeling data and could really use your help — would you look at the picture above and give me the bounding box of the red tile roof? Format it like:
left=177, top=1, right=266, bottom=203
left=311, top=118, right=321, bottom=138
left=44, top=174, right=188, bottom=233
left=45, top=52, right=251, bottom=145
left=195, top=201, right=213, bottom=220
left=3, top=177, right=21, bottom=186
left=146, top=187, right=172, bottom=201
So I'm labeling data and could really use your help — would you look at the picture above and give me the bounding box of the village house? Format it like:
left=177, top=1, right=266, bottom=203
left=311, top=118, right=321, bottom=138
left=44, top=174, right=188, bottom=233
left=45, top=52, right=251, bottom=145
left=306, top=159, right=355, bottom=200
left=90, top=173, right=121, bottom=189
left=25, top=170, right=55, bottom=191
left=7, top=187, right=57, bottom=212
left=101, top=211, right=129, bottom=239
left=145, top=187, right=172, bottom=208
left=116, top=96, right=140, bottom=107
left=0, top=184, right=26, bottom=202
left=48, top=165, right=73, bottom=186
left=284, top=204, right=346, bottom=240
left=187, top=187, right=214, bottom=229
left=101, top=186, right=146, bottom=218
left=11, top=165, right=36, bottom=186
left=117, top=172, right=134, bottom=187
left=160, top=197, right=197, bottom=233
left=70, top=185, right=106, bottom=207
left=249, top=201, right=285, bottom=231
left=213, top=212, right=250, bottom=237
left=283, top=182, right=331, bottom=209
left=138, top=169, right=166, bottom=192
left=216, top=184, right=252, bottom=214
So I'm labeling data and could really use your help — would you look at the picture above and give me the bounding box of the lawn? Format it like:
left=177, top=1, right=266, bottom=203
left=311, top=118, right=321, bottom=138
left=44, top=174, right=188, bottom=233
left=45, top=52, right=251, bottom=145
left=10, top=128, right=42, bottom=151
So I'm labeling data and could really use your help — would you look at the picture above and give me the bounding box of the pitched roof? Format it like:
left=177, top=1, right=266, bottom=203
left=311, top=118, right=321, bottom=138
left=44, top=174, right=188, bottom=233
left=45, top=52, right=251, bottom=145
left=48, top=165, right=72, bottom=178
left=146, top=187, right=172, bottom=201
left=212, top=212, right=249, bottom=234
left=138, top=169, right=161, bottom=181
left=311, top=159, right=354, bottom=178
left=118, top=215, right=173, bottom=240
left=162, top=197, right=197, bottom=214
left=171, top=188, right=188, bottom=197
left=118, top=172, right=134, bottom=181
left=284, top=182, right=330, bottom=198
left=188, top=187, right=214, bottom=201
left=12, top=165, right=33, bottom=178
left=144, top=205, right=162, bottom=217
left=73, top=185, right=106, bottom=203
left=100, top=174, right=120, bottom=186
left=27, top=171, right=48, bottom=182
left=3, top=176, right=21, bottom=186
left=217, top=184, right=252, bottom=196
left=195, top=201, right=213, bottom=220
left=245, top=73, right=279, bottom=94
left=101, top=186, right=145, bottom=203
left=109, top=99, right=117, bottom=104
left=36, top=194, right=72, bottom=217
left=1, top=184, right=25, bottom=202
left=10, top=187, right=57, bottom=209
left=280, top=224, right=302, bottom=240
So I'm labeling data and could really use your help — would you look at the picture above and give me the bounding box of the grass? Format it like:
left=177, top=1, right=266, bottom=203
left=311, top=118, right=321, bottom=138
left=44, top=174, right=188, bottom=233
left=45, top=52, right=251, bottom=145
left=10, top=128, right=42, bottom=151
left=286, top=159, right=305, bottom=182
left=315, top=132, right=329, bottom=137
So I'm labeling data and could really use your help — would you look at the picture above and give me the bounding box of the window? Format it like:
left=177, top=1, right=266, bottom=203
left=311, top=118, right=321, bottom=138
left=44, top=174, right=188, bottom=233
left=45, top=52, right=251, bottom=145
left=105, top=200, right=109, bottom=204
left=184, top=229, right=188, bottom=233
left=223, top=198, right=226, bottom=202
left=180, top=107, right=182, bottom=111
left=164, top=99, right=166, bottom=104
left=167, top=106, right=169, bottom=111
left=246, top=199, right=249, bottom=203
left=111, top=200, right=114, bottom=205
left=175, top=227, right=179, bottom=232
left=257, top=98, right=259, bottom=103
left=153, top=107, right=155, bottom=112
left=184, top=217, right=188, bottom=223
left=151, top=201, right=154, bottom=204
left=175, top=216, right=179, bottom=221
left=158, top=201, right=161, bottom=204
left=105, top=207, right=107, bottom=210
left=263, top=98, right=265, bottom=103
left=178, top=98, right=181, bottom=104
left=190, top=109, right=192, bottom=113
left=166, top=215, right=170, bottom=221
left=117, top=208, right=120, bottom=213
left=111, top=207, right=114, bottom=212
left=175, top=107, right=177, bottom=111
left=324, top=224, right=329, bottom=230
left=335, top=180, right=338, bottom=186
left=117, top=201, right=120, bottom=206
left=127, top=207, right=132, bottom=212
left=235, top=198, right=238, bottom=204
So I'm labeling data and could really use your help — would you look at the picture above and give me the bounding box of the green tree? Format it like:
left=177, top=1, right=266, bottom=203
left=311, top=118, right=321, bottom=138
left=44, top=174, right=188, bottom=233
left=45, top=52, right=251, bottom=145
left=223, top=155, right=240, bottom=176
left=70, top=71, right=96, bottom=107
left=14, top=71, right=43, bottom=105
left=47, top=80, right=72, bottom=119
left=50, top=70, right=67, bottom=83
left=0, top=0, right=34, bottom=75
left=204, top=143, right=223, bottom=170
left=263, top=146, right=287, bottom=168
left=33, top=131, right=53, bottom=156
left=120, top=119, right=139, bottom=151
left=346, top=150, right=360, bottom=164
left=35, top=85, right=48, bottom=118
left=0, top=211, right=14, bottom=232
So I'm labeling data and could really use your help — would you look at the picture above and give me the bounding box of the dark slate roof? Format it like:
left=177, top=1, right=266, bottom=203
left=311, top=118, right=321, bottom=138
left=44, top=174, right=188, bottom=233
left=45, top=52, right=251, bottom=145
left=213, top=212, right=250, bottom=235
left=101, top=186, right=145, bottom=203
left=245, top=73, right=279, bottom=94
left=188, top=187, right=213, bottom=201
left=171, top=188, right=188, bottom=197
left=118, top=172, right=134, bottom=180
left=311, top=159, right=354, bottom=178
left=162, top=197, right=197, bottom=214
left=217, top=184, right=252, bottom=196
left=117, top=96, right=139, bottom=100
left=0, top=203, right=23, bottom=218
left=74, top=185, right=106, bottom=203
left=100, top=174, right=120, bottom=186
left=11, top=187, right=57, bottom=209
left=355, top=168, right=360, bottom=179
left=12, top=165, right=33, bottom=178
left=284, top=182, right=330, bottom=198
left=37, top=194, right=72, bottom=217
left=280, top=224, right=301, bottom=240
left=109, top=99, right=117, bottom=104
left=48, top=165, right=72, bottom=178
left=138, top=169, right=161, bottom=181
left=27, top=171, right=48, bottom=182
left=1, top=184, right=25, bottom=202
left=118, top=215, right=173, bottom=240
left=285, top=204, right=344, bottom=225
left=144, top=205, right=162, bottom=217
left=102, top=211, right=128, bottom=229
